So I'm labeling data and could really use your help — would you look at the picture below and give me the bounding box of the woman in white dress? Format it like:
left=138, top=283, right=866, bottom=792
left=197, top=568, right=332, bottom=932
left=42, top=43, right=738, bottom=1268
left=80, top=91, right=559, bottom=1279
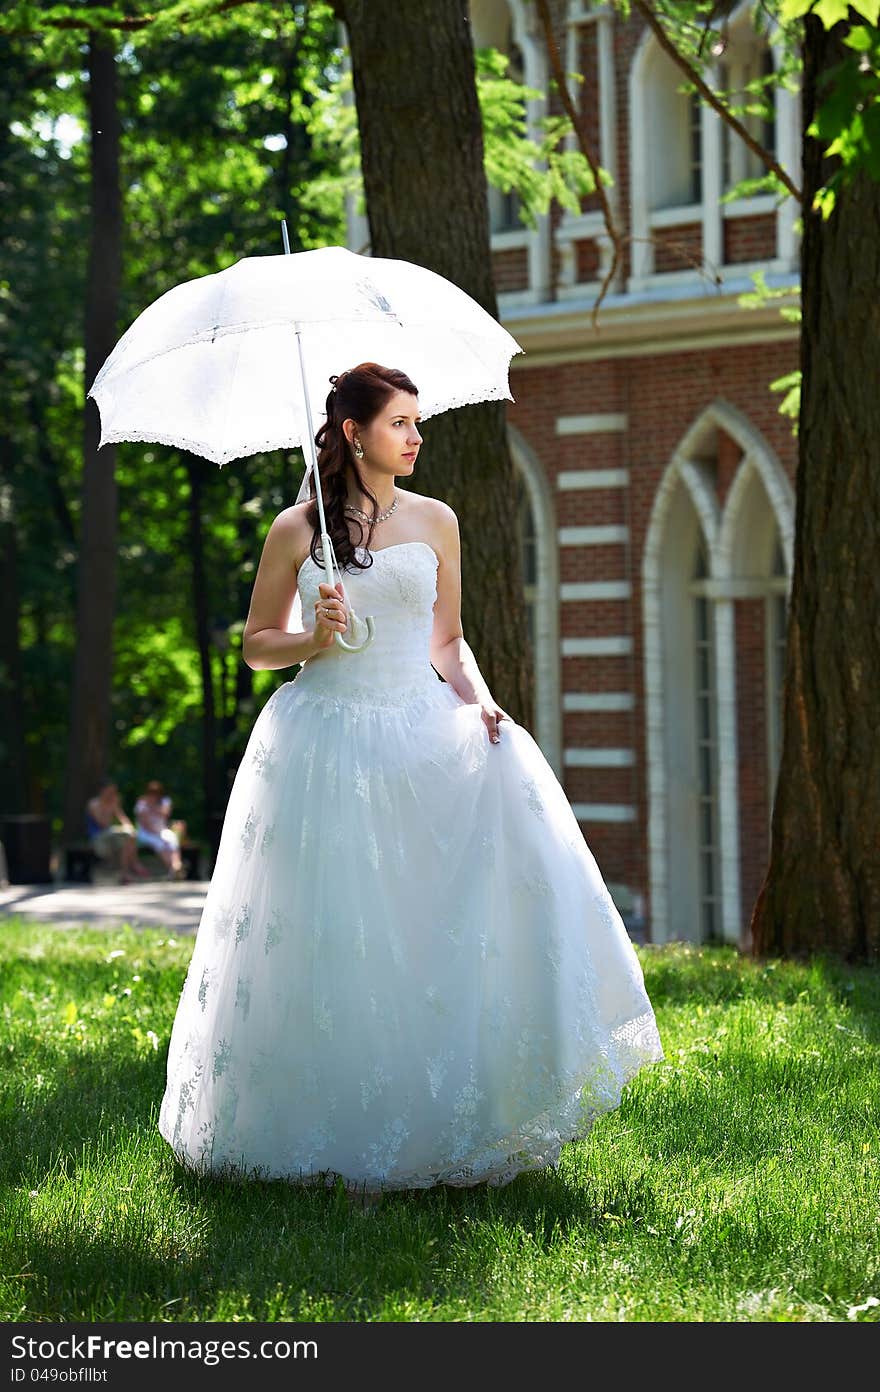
left=158, top=362, right=663, bottom=1198
left=134, top=780, right=184, bottom=879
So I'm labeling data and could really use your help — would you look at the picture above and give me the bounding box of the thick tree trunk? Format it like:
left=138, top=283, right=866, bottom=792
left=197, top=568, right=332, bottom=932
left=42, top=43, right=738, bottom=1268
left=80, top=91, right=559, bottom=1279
left=62, top=29, right=123, bottom=844
left=334, top=0, right=534, bottom=730
left=749, top=16, right=880, bottom=960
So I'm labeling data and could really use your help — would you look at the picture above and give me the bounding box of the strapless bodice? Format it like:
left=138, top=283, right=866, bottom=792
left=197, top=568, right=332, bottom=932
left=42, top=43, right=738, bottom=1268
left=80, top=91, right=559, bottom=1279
left=291, top=540, right=442, bottom=705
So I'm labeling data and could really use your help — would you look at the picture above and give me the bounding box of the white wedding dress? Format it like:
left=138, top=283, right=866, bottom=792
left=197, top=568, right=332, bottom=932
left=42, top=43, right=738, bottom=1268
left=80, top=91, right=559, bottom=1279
left=159, top=540, right=663, bottom=1191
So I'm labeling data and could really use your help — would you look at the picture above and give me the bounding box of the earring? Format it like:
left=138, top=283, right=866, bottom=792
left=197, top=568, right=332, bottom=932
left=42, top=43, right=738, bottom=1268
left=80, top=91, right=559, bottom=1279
left=353, top=440, right=364, bottom=459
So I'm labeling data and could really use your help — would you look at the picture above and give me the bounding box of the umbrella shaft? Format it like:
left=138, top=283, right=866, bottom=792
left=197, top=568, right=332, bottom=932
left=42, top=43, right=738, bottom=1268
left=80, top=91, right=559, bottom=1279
left=294, top=321, right=327, bottom=538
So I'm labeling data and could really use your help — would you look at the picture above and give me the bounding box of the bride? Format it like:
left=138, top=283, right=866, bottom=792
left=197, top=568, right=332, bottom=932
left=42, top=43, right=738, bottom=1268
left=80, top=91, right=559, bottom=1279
left=158, top=361, right=663, bottom=1199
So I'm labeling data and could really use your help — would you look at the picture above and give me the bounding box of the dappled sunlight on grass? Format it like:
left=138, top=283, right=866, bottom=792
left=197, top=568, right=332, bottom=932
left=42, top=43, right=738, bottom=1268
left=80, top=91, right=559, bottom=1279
left=1, top=924, right=878, bottom=1322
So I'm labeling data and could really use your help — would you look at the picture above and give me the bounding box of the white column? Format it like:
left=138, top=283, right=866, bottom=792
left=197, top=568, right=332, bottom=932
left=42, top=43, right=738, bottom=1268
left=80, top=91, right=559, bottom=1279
left=775, top=78, right=800, bottom=269
left=702, top=63, right=723, bottom=271
left=715, top=596, right=743, bottom=945
left=729, top=60, right=747, bottom=188
left=597, top=10, right=621, bottom=288
left=629, top=53, right=651, bottom=280
left=522, top=32, right=553, bottom=300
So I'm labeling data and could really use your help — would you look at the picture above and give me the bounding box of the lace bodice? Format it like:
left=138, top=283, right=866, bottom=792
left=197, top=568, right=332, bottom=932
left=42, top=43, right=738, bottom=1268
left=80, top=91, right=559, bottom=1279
left=293, top=540, right=442, bottom=706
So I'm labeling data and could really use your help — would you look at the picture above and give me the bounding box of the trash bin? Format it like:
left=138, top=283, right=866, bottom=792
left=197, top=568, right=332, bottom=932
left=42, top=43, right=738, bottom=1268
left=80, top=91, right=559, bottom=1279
left=0, top=814, right=53, bottom=884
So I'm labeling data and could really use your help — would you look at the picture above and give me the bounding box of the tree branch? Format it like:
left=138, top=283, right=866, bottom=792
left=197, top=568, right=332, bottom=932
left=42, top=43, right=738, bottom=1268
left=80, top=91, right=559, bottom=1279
left=632, top=0, right=801, bottom=201
left=534, top=0, right=622, bottom=324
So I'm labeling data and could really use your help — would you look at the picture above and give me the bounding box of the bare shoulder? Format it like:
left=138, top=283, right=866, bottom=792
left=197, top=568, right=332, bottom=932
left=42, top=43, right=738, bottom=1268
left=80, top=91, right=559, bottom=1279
left=410, top=494, right=459, bottom=563
left=419, top=495, right=458, bottom=527
left=267, top=501, right=312, bottom=572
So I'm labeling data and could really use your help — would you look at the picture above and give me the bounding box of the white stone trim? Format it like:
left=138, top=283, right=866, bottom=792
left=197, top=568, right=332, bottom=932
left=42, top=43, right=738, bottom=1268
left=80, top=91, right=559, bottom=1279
left=721, top=195, right=778, bottom=218
left=714, top=594, right=740, bottom=943
left=714, top=406, right=795, bottom=575
left=702, top=64, right=723, bottom=272
left=572, top=803, right=637, bottom=822
left=562, top=636, right=632, bottom=656
left=642, top=416, right=720, bottom=945
left=565, top=748, right=635, bottom=766
left=559, top=4, right=620, bottom=292
left=503, top=274, right=800, bottom=361
left=628, top=257, right=793, bottom=296
left=564, top=692, right=635, bottom=712
left=627, top=2, right=800, bottom=288
left=507, top=422, right=562, bottom=777
left=648, top=203, right=702, bottom=229
left=559, top=524, right=628, bottom=545
left=490, top=227, right=530, bottom=252
left=628, top=29, right=652, bottom=282
left=558, top=469, right=629, bottom=490
left=556, top=412, right=628, bottom=434
left=693, top=577, right=789, bottom=599
left=642, top=397, right=794, bottom=947
left=561, top=581, right=631, bottom=601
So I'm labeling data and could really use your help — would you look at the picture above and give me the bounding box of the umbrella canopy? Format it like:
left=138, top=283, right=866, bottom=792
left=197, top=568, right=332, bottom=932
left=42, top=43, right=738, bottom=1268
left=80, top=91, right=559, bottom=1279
left=87, top=244, right=523, bottom=466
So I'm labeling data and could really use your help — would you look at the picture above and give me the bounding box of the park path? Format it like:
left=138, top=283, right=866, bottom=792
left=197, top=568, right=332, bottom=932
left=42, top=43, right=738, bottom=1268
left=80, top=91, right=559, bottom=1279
left=0, top=878, right=208, bottom=933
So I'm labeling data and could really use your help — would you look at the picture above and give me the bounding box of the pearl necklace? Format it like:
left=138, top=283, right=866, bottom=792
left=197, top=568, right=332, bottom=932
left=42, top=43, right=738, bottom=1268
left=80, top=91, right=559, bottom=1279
left=344, top=493, right=399, bottom=524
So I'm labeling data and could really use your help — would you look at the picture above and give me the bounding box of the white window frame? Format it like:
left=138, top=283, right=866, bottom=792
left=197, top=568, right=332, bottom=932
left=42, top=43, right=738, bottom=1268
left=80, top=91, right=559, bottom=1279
left=628, top=0, right=800, bottom=292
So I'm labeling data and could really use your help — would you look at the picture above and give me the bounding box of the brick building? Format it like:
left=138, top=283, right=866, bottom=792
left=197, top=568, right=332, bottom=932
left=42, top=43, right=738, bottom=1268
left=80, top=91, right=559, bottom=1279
left=345, top=0, right=801, bottom=947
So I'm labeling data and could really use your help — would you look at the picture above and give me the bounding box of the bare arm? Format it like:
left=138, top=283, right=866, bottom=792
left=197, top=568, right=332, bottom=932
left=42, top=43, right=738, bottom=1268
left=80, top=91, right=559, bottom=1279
left=428, top=503, right=494, bottom=707
left=242, top=512, right=322, bottom=671
left=112, top=798, right=135, bottom=833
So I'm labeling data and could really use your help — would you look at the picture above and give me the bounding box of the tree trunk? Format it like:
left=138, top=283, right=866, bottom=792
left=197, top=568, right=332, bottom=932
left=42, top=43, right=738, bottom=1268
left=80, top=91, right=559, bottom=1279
left=62, top=29, right=123, bottom=844
left=749, top=16, right=880, bottom=961
left=334, top=0, right=534, bottom=730
left=0, top=447, right=30, bottom=816
left=186, top=456, right=221, bottom=829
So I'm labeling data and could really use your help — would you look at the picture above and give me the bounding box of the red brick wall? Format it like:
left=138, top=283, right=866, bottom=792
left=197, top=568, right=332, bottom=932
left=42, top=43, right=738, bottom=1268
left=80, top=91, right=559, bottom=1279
left=653, top=222, right=703, bottom=274
left=716, top=427, right=743, bottom=510
left=724, top=213, right=776, bottom=265
left=490, top=6, right=795, bottom=936
left=491, top=246, right=529, bottom=294
left=506, top=337, right=798, bottom=929
left=576, top=238, right=601, bottom=281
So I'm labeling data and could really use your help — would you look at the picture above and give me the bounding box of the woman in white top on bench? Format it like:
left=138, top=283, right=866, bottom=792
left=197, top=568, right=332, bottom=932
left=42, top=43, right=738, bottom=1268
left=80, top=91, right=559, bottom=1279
left=134, top=780, right=185, bottom=879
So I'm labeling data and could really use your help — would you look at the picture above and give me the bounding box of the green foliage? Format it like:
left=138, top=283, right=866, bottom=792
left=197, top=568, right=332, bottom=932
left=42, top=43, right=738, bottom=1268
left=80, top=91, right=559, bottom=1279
left=807, top=20, right=880, bottom=219
left=738, top=270, right=802, bottom=434
left=475, top=46, right=601, bottom=227
left=1, top=3, right=340, bottom=833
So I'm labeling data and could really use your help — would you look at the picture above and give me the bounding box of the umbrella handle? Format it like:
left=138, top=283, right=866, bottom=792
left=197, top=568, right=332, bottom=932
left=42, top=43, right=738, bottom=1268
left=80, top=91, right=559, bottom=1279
left=319, top=530, right=376, bottom=653
left=335, top=614, right=375, bottom=652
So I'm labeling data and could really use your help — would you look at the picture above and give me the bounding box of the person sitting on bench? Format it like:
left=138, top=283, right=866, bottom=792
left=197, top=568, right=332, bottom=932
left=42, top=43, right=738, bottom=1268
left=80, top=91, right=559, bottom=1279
left=134, top=780, right=185, bottom=880
left=85, top=781, right=149, bottom=884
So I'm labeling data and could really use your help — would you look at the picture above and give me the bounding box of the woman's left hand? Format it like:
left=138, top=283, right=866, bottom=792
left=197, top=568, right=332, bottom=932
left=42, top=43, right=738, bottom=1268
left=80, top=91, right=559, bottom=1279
left=480, top=700, right=512, bottom=745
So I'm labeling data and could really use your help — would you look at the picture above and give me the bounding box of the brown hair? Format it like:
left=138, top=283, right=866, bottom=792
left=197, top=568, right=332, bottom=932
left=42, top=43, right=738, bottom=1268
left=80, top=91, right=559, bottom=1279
left=303, top=362, right=419, bottom=576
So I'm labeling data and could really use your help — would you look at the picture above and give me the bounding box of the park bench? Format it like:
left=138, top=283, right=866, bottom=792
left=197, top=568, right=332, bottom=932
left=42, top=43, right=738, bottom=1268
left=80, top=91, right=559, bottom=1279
left=63, top=839, right=204, bottom=884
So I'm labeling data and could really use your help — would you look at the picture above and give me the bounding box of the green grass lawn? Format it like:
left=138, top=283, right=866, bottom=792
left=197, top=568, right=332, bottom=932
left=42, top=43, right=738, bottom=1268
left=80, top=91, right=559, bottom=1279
left=1, top=916, right=878, bottom=1323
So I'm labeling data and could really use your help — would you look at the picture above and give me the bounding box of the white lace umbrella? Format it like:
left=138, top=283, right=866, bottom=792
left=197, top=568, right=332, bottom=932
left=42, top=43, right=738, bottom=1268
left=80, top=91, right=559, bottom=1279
left=87, top=239, right=524, bottom=652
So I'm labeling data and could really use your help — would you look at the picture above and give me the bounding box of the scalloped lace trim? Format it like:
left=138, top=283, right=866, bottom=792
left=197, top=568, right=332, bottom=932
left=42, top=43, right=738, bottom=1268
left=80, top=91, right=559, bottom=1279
left=162, top=1010, right=664, bottom=1194
left=89, top=384, right=518, bottom=468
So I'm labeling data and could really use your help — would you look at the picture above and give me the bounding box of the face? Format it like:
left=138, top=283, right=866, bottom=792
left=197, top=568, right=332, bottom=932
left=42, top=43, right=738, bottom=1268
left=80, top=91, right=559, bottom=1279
left=346, top=391, right=422, bottom=478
